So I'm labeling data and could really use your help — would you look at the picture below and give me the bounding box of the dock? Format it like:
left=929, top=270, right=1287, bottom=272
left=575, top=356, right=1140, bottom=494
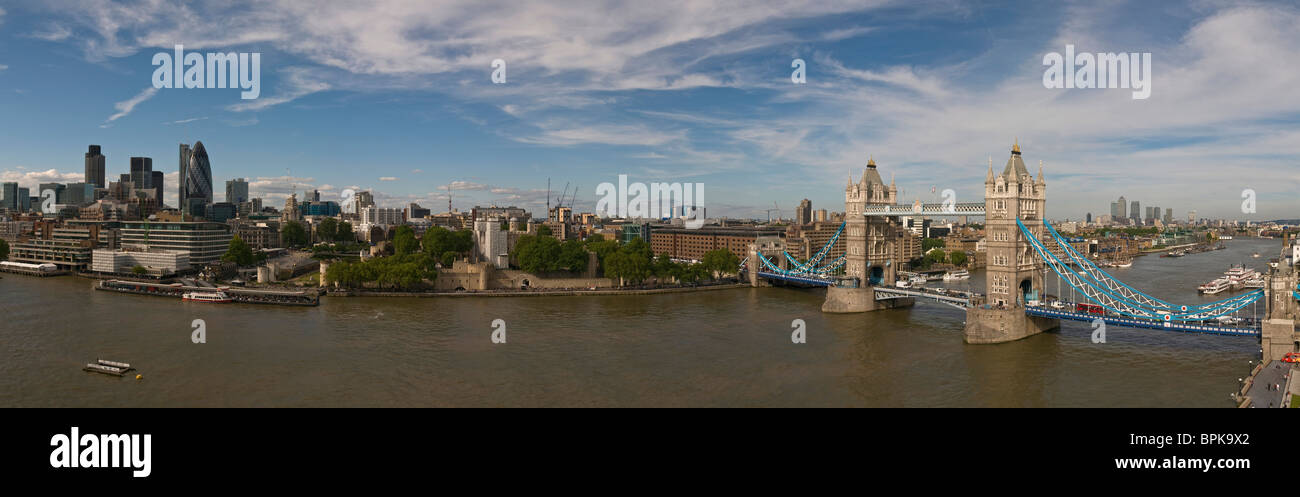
left=95, top=279, right=320, bottom=306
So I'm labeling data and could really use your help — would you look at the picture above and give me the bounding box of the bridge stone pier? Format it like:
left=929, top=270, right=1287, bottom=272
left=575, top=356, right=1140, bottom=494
left=962, top=142, right=1060, bottom=343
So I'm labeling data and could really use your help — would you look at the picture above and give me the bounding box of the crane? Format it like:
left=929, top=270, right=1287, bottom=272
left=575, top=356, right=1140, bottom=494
left=765, top=201, right=780, bottom=223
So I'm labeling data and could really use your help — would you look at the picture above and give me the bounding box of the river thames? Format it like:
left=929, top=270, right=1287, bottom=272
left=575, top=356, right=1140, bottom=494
left=0, top=238, right=1278, bottom=407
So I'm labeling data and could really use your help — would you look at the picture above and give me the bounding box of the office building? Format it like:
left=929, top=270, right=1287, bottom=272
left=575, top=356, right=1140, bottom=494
left=85, top=145, right=106, bottom=188
left=91, top=247, right=191, bottom=276
left=796, top=199, right=812, bottom=225
left=130, top=157, right=153, bottom=193
left=118, top=221, right=232, bottom=265
left=151, top=170, right=164, bottom=207
left=1, top=182, right=19, bottom=211
left=226, top=178, right=249, bottom=204
left=1130, top=200, right=1140, bottom=223
left=179, top=142, right=213, bottom=218
left=1117, top=196, right=1127, bottom=220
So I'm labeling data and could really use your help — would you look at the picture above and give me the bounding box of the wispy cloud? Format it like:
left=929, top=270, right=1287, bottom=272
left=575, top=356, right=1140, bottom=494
left=101, top=87, right=158, bottom=127
left=164, top=116, right=207, bottom=125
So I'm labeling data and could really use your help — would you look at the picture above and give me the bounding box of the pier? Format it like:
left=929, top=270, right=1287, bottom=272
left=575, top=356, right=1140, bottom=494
left=95, top=279, right=320, bottom=306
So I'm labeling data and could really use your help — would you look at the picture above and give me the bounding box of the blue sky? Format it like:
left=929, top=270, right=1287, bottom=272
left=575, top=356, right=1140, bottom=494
left=0, top=0, right=1297, bottom=221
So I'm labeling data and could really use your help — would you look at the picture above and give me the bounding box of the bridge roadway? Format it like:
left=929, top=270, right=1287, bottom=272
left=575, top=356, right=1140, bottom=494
left=1024, top=306, right=1259, bottom=337
left=860, top=202, right=985, bottom=217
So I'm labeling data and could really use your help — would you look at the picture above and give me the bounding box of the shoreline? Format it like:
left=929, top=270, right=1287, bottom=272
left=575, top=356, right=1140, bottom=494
left=324, top=282, right=752, bottom=298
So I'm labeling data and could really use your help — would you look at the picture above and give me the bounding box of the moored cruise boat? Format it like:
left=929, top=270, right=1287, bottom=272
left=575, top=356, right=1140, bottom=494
left=1198, top=278, right=1231, bottom=295
left=182, top=290, right=233, bottom=303
left=943, top=269, right=970, bottom=281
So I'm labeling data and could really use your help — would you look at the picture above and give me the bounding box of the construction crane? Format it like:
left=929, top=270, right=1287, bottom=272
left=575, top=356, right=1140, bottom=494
left=765, top=201, right=780, bottom=223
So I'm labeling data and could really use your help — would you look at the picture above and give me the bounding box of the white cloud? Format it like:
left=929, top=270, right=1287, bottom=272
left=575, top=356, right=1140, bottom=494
left=101, top=87, right=158, bottom=127
left=378, top=177, right=398, bottom=181
left=164, top=116, right=207, bottom=125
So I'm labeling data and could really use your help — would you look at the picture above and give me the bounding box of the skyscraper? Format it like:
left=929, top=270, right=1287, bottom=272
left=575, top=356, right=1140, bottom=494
left=1130, top=200, right=1140, bottom=223
left=84, top=145, right=106, bottom=188
left=180, top=141, right=213, bottom=218
left=151, top=170, right=164, bottom=208
left=1117, top=196, right=1127, bottom=220
left=0, top=182, right=18, bottom=211
left=1164, top=208, right=1173, bottom=225
left=179, top=143, right=191, bottom=216
left=1110, top=201, right=1119, bottom=218
left=796, top=198, right=812, bottom=225
left=226, top=178, right=249, bottom=204
left=130, top=157, right=153, bottom=190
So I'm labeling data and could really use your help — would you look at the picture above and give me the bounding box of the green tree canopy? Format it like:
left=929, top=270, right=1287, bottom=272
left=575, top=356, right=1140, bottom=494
left=281, top=221, right=308, bottom=247
left=317, top=217, right=338, bottom=242
left=393, top=225, right=418, bottom=256
left=0, top=238, right=8, bottom=261
left=701, top=248, right=740, bottom=276
left=336, top=221, right=354, bottom=242
left=949, top=250, right=968, bottom=267
left=221, top=235, right=256, bottom=266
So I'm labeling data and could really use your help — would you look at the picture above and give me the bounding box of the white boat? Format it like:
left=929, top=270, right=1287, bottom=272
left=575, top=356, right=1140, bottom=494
left=1114, top=260, right=1132, bottom=268
left=894, top=279, right=912, bottom=289
left=909, top=275, right=928, bottom=286
left=943, top=269, right=970, bottom=281
left=1198, top=278, right=1231, bottom=295
left=182, top=290, right=233, bottom=303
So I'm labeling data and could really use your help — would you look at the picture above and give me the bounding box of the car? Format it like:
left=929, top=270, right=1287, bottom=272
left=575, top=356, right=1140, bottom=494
left=1283, top=353, right=1300, bottom=363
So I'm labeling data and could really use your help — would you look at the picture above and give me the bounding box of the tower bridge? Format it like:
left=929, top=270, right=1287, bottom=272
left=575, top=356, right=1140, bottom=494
left=743, top=141, right=1299, bottom=354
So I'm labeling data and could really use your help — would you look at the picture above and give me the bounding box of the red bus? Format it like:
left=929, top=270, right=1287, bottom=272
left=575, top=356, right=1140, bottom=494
left=1076, top=303, right=1104, bottom=315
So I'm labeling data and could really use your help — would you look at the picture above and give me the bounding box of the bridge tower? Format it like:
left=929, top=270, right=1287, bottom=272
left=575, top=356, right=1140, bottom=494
left=823, top=156, right=913, bottom=313
left=964, top=141, right=1060, bottom=343
left=1261, top=234, right=1299, bottom=361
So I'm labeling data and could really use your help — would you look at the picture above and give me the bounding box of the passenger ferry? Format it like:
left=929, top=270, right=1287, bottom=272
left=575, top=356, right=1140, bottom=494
left=1198, top=278, right=1231, bottom=295
left=182, top=290, right=233, bottom=303
left=942, top=269, right=970, bottom=281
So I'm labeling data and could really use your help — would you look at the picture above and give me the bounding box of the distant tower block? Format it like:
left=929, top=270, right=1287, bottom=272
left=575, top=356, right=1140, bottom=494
left=963, top=140, right=1059, bottom=343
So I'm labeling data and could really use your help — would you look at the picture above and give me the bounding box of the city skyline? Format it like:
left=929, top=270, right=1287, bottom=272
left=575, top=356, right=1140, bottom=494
left=0, top=1, right=1298, bottom=220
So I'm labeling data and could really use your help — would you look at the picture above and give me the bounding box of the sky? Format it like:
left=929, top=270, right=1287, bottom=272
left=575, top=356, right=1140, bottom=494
left=0, top=0, right=1297, bottom=221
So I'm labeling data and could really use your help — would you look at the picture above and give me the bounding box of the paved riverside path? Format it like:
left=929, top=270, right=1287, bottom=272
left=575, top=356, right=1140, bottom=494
left=1244, top=361, right=1290, bottom=408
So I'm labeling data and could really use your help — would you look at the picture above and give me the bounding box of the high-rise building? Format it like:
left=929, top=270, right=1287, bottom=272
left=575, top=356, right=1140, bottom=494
left=1164, top=208, right=1173, bottom=225
left=1110, top=201, right=1119, bottom=219
left=18, top=187, right=31, bottom=212
left=129, top=157, right=153, bottom=193
left=1086, top=212, right=1092, bottom=223
left=38, top=183, right=67, bottom=204
left=178, top=143, right=191, bottom=214
left=1130, top=200, right=1140, bottom=223
left=226, top=178, right=249, bottom=204
left=1, top=182, right=19, bottom=211
left=180, top=141, right=213, bottom=218
left=64, top=183, right=96, bottom=206
left=796, top=198, right=813, bottom=225
left=85, top=145, right=106, bottom=188
left=1117, top=196, right=1127, bottom=219
left=151, top=171, right=164, bottom=208
left=353, top=190, right=375, bottom=213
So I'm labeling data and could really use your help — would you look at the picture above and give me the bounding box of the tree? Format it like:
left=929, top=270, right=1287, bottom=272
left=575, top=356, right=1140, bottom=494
left=922, top=238, right=946, bottom=252
left=604, top=242, right=652, bottom=285
left=0, top=238, right=8, bottom=261
left=949, top=250, right=968, bottom=267
left=393, top=225, right=418, bottom=256
left=318, top=218, right=338, bottom=242
left=514, top=234, right=561, bottom=273
left=131, top=265, right=147, bottom=275
left=537, top=224, right=553, bottom=237
left=701, top=249, right=739, bottom=277
left=336, top=221, right=355, bottom=242
left=281, top=221, right=308, bottom=247
left=558, top=239, right=589, bottom=272
left=221, top=235, right=256, bottom=266
left=441, top=251, right=458, bottom=267
left=923, top=248, right=947, bottom=266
